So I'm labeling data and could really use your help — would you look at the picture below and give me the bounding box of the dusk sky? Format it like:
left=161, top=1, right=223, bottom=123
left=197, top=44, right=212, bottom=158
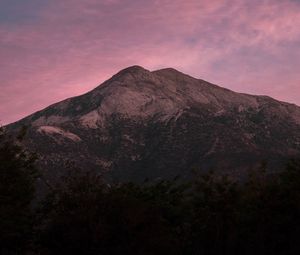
left=1, top=0, right=300, bottom=125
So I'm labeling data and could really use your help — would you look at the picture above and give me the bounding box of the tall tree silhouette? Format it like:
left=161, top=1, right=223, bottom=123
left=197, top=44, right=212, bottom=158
left=0, top=126, right=38, bottom=254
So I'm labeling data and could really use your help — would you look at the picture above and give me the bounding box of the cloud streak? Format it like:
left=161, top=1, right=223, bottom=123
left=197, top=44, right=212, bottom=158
left=1, top=0, right=300, bottom=124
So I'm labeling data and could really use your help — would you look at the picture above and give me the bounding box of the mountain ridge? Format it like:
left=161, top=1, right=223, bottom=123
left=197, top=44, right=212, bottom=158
left=8, top=65, right=300, bottom=126
left=6, top=65, right=300, bottom=182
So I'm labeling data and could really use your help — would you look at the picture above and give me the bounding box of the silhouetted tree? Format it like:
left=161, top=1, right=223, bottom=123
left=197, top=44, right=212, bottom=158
left=37, top=170, right=185, bottom=255
left=0, top=126, right=38, bottom=254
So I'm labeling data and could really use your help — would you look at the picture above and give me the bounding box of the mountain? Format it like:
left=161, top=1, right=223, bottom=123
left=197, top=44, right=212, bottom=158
left=6, top=66, right=300, bottom=182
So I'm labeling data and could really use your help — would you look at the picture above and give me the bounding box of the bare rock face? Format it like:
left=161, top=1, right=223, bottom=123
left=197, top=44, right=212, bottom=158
left=7, top=66, right=300, bottom=182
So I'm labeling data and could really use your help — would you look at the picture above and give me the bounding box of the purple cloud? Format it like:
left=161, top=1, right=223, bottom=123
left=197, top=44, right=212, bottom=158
left=1, top=0, right=300, bottom=124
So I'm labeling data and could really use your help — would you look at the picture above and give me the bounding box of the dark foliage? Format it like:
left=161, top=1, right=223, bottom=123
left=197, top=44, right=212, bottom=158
left=34, top=162, right=300, bottom=255
left=0, top=126, right=38, bottom=254
left=0, top=131, right=299, bottom=254
left=35, top=170, right=184, bottom=255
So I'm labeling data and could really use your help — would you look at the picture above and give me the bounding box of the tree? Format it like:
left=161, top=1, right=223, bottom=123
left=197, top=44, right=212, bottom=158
left=0, top=126, right=38, bottom=254
left=37, top=170, right=184, bottom=255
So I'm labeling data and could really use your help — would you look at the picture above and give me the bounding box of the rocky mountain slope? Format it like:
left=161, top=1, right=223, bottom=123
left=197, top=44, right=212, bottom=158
left=7, top=66, right=300, bottom=182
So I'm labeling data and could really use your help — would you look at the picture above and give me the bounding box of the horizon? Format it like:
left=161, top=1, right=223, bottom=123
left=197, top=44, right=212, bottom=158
left=1, top=0, right=300, bottom=125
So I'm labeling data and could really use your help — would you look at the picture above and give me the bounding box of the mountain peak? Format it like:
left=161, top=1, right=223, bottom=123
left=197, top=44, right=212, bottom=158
left=121, top=65, right=147, bottom=72
left=112, top=66, right=190, bottom=82
left=152, top=67, right=195, bottom=81
left=113, top=65, right=149, bottom=77
left=153, top=67, right=182, bottom=74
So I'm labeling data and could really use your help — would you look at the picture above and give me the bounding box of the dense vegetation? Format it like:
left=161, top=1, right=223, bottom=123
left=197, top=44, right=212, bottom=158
left=0, top=127, right=38, bottom=254
left=1, top=127, right=300, bottom=255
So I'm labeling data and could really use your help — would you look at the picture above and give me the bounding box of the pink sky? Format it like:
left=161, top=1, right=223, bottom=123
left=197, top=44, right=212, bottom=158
left=1, top=0, right=300, bottom=124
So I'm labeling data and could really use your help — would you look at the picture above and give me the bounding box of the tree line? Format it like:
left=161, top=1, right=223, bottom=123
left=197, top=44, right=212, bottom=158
left=1, top=127, right=300, bottom=255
